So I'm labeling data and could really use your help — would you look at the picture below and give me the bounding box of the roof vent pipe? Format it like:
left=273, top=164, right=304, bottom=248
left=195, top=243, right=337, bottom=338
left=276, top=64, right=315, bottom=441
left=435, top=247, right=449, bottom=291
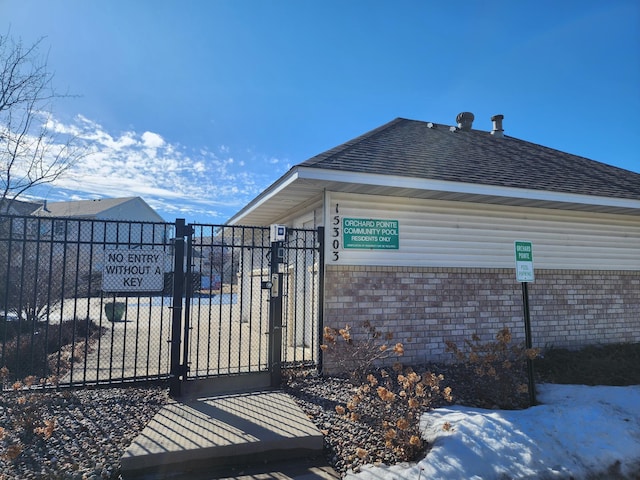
left=491, top=114, right=504, bottom=137
left=456, top=112, right=474, bottom=131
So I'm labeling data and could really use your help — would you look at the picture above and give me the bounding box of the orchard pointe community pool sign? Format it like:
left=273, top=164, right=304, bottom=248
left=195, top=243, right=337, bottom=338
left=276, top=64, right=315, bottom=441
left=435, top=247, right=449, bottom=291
left=102, top=249, right=165, bottom=292
left=343, top=218, right=399, bottom=249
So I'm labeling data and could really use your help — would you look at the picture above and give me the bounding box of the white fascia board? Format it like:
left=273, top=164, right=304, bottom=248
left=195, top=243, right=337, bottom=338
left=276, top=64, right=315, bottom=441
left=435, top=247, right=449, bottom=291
left=298, top=167, right=640, bottom=211
left=227, top=169, right=301, bottom=224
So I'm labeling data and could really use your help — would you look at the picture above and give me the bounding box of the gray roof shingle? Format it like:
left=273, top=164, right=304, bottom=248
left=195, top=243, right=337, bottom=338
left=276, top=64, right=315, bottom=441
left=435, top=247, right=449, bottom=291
left=33, top=197, right=138, bottom=218
left=299, top=118, right=640, bottom=200
left=0, top=199, right=42, bottom=215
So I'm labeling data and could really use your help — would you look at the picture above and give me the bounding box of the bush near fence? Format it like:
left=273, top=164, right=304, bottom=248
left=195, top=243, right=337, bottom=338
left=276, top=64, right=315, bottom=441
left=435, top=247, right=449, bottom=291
left=0, top=318, right=104, bottom=384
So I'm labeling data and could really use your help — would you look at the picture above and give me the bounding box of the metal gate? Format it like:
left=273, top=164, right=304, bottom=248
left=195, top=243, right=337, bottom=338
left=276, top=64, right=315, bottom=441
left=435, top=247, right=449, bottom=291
left=0, top=215, right=323, bottom=394
left=173, top=221, right=323, bottom=396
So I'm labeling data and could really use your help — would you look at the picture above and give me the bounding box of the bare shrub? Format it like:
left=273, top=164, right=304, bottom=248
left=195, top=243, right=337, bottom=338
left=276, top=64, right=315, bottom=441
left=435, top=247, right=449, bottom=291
left=321, top=322, right=453, bottom=462
left=1, top=317, right=104, bottom=381
left=321, top=321, right=404, bottom=382
left=334, top=363, right=452, bottom=462
left=445, top=327, right=539, bottom=409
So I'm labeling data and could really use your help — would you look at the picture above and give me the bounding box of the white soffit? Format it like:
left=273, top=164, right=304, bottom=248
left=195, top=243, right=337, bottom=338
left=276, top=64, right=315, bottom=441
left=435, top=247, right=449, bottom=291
left=228, top=167, right=640, bottom=225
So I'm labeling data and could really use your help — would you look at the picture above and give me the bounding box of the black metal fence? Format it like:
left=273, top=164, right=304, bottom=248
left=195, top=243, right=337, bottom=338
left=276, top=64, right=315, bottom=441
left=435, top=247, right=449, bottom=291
left=0, top=215, right=175, bottom=387
left=0, top=215, right=322, bottom=390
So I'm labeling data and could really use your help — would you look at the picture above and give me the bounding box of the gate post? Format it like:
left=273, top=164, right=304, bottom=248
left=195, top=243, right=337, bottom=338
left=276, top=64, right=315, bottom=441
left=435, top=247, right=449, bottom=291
left=316, top=226, right=325, bottom=374
left=268, top=237, right=284, bottom=387
left=169, top=218, right=187, bottom=397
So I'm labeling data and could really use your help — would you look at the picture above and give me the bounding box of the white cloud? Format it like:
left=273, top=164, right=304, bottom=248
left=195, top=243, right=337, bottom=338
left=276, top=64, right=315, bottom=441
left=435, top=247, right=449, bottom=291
left=141, top=131, right=165, bottom=149
left=35, top=115, right=286, bottom=223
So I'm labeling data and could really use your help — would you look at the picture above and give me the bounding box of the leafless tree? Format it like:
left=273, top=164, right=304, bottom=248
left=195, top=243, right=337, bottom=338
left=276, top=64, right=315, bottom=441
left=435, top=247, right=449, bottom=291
left=0, top=32, right=82, bottom=213
left=0, top=217, right=96, bottom=323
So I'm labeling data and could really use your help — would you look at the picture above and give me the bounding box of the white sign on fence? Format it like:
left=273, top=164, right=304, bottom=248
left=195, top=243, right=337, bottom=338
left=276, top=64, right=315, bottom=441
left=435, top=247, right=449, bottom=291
left=102, top=248, right=165, bottom=292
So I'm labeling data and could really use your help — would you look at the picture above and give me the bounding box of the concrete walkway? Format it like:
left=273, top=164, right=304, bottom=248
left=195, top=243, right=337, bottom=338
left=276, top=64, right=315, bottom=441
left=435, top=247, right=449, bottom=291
left=120, top=390, right=340, bottom=479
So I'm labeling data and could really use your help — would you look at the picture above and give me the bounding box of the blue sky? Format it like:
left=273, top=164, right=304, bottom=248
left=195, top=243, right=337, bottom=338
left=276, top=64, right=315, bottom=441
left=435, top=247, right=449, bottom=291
left=3, top=0, right=639, bottom=224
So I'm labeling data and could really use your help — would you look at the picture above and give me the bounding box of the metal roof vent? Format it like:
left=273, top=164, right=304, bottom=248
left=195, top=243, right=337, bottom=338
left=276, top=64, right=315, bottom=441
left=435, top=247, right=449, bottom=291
left=456, top=112, right=474, bottom=131
left=491, top=114, right=504, bottom=138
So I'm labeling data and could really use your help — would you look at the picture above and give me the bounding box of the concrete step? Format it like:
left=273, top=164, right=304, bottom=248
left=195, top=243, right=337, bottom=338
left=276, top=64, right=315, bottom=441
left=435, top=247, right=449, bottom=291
left=120, top=390, right=330, bottom=478
left=124, top=456, right=341, bottom=479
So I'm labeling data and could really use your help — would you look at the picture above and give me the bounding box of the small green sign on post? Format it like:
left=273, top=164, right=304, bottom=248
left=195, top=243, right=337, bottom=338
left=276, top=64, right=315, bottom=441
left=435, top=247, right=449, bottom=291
left=515, top=241, right=534, bottom=282
left=514, top=240, right=537, bottom=406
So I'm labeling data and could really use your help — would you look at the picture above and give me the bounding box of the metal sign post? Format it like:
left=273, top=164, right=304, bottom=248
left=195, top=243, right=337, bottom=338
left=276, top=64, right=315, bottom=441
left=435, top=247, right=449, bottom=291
left=515, top=241, right=537, bottom=406
left=521, top=282, right=536, bottom=406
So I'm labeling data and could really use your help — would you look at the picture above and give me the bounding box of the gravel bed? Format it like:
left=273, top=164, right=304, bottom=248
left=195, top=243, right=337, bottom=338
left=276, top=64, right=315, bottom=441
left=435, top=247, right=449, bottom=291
left=0, top=385, right=169, bottom=480
left=0, top=364, right=524, bottom=479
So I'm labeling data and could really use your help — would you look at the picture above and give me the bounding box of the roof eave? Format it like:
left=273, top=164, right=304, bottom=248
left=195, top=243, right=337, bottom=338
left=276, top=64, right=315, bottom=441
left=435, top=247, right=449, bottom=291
left=228, top=167, right=640, bottom=226
left=301, top=168, right=640, bottom=210
left=227, top=168, right=301, bottom=225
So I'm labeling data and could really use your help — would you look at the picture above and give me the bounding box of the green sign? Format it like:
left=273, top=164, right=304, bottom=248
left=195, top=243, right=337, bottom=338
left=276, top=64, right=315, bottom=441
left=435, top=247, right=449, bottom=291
left=514, top=241, right=534, bottom=282
left=343, top=218, right=399, bottom=249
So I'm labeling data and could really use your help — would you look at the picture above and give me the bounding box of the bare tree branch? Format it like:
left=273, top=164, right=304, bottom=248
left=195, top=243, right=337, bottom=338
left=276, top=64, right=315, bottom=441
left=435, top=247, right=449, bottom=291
left=0, top=32, right=84, bottom=214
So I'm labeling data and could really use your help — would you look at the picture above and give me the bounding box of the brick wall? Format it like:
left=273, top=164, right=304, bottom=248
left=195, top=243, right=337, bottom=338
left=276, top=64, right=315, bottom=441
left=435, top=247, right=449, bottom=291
left=322, top=265, right=640, bottom=368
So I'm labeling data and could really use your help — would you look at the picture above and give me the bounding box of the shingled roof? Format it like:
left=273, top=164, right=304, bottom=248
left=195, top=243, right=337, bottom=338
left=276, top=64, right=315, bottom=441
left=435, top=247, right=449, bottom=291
left=32, top=197, right=165, bottom=222
left=299, top=117, right=640, bottom=201
left=229, top=116, right=640, bottom=225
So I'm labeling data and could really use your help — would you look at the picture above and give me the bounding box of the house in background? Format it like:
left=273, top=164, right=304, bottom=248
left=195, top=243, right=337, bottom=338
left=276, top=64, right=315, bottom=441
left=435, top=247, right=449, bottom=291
left=28, top=196, right=172, bottom=294
left=31, top=197, right=169, bottom=248
left=31, top=196, right=165, bottom=223
left=2, top=196, right=167, bottom=246
left=229, top=113, right=640, bottom=368
left=30, top=196, right=169, bottom=249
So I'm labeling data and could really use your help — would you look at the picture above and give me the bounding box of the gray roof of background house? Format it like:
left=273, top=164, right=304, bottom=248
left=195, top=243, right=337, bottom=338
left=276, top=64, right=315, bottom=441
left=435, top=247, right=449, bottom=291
left=0, top=199, right=42, bottom=215
left=299, top=117, right=640, bottom=200
left=32, top=197, right=165, bottom=222
left=34, top=197, right=134, bottom=217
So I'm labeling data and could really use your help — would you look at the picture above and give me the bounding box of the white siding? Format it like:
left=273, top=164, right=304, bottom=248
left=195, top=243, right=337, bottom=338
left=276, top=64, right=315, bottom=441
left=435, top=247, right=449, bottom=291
left=324, top=192, right=640, bottom=270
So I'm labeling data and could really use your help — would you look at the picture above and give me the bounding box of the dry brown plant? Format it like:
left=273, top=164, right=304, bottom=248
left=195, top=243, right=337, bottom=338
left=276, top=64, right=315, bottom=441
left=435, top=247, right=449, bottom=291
left=0, top=368, right=59, bottom=462
left=445, top=327, right=539, bottom=409
left=321, top=321, right=404, bottom=382
left=335, top=363, right=453, bottom=462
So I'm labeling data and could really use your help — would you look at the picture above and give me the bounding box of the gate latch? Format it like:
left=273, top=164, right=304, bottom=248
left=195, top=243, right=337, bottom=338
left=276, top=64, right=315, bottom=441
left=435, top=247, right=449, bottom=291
left=261, top=274, right=279, bottom=297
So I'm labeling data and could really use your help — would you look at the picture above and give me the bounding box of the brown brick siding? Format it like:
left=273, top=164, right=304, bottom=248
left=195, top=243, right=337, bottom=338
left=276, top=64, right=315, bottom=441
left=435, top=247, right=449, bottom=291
left=323, top=266, right=640, bottom=368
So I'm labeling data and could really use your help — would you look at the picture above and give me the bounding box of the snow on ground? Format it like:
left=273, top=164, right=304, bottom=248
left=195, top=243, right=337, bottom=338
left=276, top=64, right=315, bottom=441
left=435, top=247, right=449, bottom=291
left=345, top=384, right=640, bottom=480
